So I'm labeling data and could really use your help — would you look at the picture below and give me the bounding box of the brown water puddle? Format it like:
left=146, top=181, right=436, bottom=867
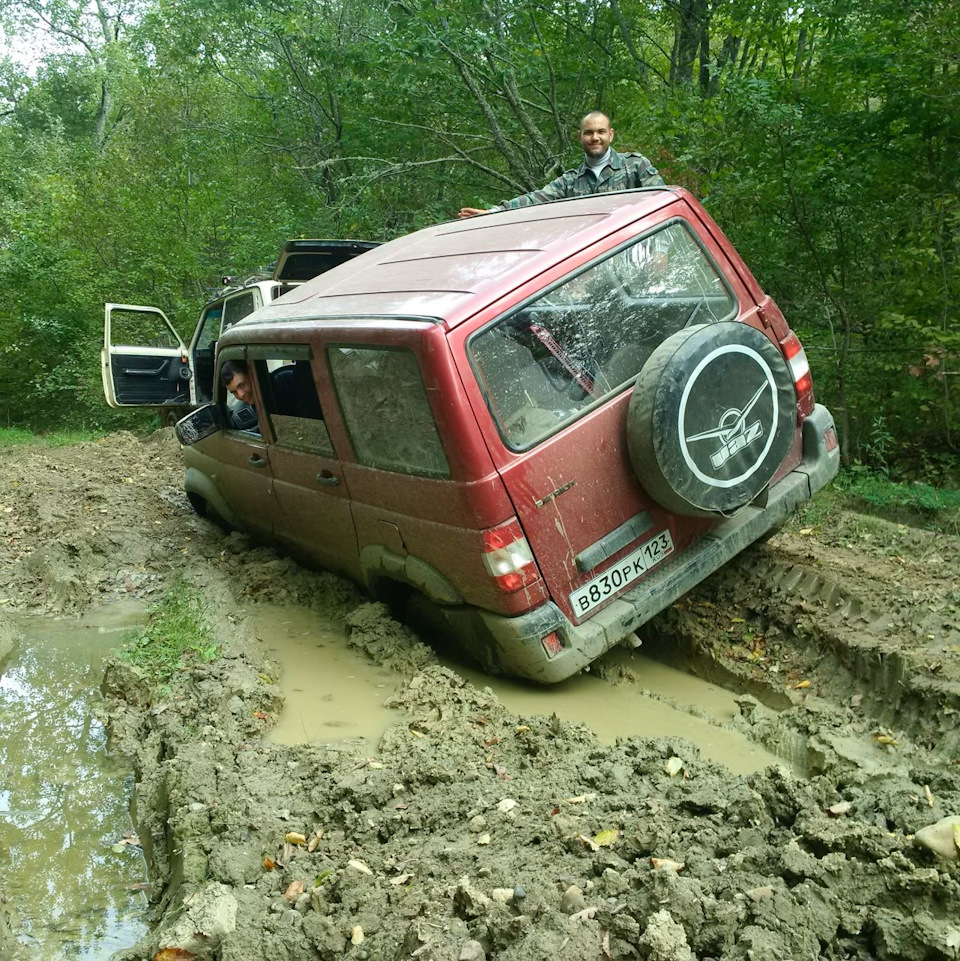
left=246, top=606, right=399, bottom=746
left=0, top=602, right=149, bottom=960
left=251, top=604, right=784, bottom=774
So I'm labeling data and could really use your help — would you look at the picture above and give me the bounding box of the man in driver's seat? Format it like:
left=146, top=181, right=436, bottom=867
left=220, top=360, right=259, bottom=431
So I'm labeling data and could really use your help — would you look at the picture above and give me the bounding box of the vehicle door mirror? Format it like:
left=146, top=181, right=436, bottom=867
left=175, top=403, right=223, bottom=446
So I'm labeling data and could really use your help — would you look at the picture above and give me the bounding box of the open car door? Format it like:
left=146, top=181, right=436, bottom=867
left=102, top=303, right=194, bottom=408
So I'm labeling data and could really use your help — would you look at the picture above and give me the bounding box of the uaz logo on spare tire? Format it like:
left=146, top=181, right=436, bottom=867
left=626, top=323, right=798, bottom=518
left=679, top=345, right=778, bottom=482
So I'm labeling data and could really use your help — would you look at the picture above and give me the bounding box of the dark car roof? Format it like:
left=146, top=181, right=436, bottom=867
left=272, top=239, right=381, bottom=283
left=242, top=189, right=680, bottom=329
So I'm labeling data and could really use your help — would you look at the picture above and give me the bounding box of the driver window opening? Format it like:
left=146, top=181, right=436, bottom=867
left=219, top=358, right=260, bottom=433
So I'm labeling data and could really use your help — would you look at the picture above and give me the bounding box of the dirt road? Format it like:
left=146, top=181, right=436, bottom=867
left=1, top=430, right=958, bottom=960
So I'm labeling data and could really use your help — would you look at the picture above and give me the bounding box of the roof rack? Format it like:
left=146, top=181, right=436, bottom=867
left=208, top=271, right=273, bottom=301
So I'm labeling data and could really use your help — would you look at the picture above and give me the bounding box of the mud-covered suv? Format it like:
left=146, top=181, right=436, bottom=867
left=174, top=189, right=839, bottom=682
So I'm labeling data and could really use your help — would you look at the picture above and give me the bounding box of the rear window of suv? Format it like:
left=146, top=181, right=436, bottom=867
left=328, top=345, right=450, bottom=478
left=469, top=221, right=738, bottom=450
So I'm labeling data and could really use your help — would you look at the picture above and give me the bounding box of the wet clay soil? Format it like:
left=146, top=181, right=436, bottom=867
left=1, top=430, right=959, bottom=960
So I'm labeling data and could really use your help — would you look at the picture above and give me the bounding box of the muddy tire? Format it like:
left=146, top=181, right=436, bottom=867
left=626, top=322, right=796, bottom=517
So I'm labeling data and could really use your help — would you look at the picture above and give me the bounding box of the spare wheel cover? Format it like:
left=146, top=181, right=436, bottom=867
left=627, top=322, right=796, bottom=516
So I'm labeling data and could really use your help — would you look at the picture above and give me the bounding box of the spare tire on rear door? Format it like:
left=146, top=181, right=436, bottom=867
left=626, top=322, right=797, bottom=517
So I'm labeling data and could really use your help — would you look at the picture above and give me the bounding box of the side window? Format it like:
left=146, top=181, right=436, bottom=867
left=222, top=292, right=256, bottom=332
left=328, top=346, right=450, bottom=478
left=110, top=308, right=181, bottom=349
left=196, top=305, right=224, bottom=350
left=469, top=222, right=737, bottom=450
left=254, top=355, right=334, bottom=457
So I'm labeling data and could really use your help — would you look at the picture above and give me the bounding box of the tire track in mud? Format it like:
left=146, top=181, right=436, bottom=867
left=650, top=534, right=960, bottom=760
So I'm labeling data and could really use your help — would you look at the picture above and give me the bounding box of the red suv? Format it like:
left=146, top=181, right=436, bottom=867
left=175, top=189, right=839, bottom=682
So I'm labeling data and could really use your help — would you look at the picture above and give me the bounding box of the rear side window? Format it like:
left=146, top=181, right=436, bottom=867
left=328, top=346, right=450, bottom=478
left=469, top=221, right=737, bottom=450
left=222, top=292, right=256, bottom=331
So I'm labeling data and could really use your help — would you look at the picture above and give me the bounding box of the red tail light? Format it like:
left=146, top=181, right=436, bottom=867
left=781, top=332, right=814, bottom=417
left=481, top=520, right=538, bottom=593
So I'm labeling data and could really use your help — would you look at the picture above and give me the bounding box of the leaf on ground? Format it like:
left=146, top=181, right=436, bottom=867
left=263, top=857, right=277, bottom=871
left=793, top=680, right=811, bottom=689
left=593, top=829, right=619, bottom=847
left=570, top=906, right=598, bottom=922
left=285, top=832, right=307, bottom=845
left=283, top=880, right=305, bottom=901
left=577, top=833, right=600, bottom=852
left=153, top=950, right=196, bottom=961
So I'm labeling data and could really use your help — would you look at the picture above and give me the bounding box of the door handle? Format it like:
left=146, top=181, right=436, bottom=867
left=248, top=455, right=267, bottom=468
left=315, top=472, right=341, bottom=487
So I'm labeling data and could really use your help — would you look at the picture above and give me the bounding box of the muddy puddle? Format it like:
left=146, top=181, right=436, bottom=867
left=246, top=605, right=399, bottom=746
left=253, top=604, right=784, bottom=775
left=0, top=603, right=149, bottom=960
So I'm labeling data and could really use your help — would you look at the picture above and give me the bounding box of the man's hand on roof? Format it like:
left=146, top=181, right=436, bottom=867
left=459, top=207, right=495, bottom=219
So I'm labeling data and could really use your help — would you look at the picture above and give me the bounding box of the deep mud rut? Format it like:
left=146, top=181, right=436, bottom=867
left=1, top=431, right=958, bottom=961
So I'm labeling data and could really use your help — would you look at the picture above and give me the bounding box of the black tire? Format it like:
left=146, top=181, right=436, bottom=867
left=626, top=322, right=797, bottom=517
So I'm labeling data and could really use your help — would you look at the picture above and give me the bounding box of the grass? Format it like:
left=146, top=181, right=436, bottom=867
left=0, top=427, right=105, bottom=448
left=120, top=582, right=219, bottom=686
left=792, top=466, right=960, bottom=535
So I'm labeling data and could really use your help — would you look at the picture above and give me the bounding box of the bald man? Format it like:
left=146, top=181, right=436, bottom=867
left=459, top=111, right=663, bottom=218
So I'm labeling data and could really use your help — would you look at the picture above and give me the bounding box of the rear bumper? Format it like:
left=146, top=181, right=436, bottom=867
left=449, top=403, right=840, bottom=683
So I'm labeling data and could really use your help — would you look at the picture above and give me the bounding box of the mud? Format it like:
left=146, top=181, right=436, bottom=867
left=1, top=431, right=959, bottom=960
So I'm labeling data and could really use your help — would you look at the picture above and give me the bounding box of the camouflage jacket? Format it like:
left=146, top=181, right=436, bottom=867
left=497, top=148, right=664, bottom=210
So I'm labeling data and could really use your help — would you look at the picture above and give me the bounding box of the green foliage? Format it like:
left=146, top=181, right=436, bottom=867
left=120, top=581, right=219, bottom=686
left=0, top=0, right=955, bottom=478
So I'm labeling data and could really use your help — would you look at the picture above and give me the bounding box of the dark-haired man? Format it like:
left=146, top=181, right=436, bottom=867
left=220, top=359, right=259, bottom=431
left=459, top=111, right=663, bottom=218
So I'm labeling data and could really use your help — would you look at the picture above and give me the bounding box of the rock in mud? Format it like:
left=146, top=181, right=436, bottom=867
left=560, top=884, right=586, bottom=914
left=459, top=940, right=486, bottom=961
left=914, top=815, right=960, bottom=860
left=454, top=878, right=492, bottom=918
left=158, top=881, right=238, bottom=957
left=638, top=909, right=695, bottom=961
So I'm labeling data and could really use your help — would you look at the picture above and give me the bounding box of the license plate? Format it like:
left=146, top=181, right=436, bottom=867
left=569, top=529, right=675, bottom=619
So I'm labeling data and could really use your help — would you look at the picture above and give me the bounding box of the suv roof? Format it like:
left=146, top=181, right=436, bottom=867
left=243, top=190, right=679, bottom=327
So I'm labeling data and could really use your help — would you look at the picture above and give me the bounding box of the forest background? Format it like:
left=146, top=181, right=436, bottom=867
left=0, top=0, right=956, bottom=481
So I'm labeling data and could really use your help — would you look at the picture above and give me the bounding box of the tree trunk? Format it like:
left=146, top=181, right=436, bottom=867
left=671, top=0, right=704, bottom=86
